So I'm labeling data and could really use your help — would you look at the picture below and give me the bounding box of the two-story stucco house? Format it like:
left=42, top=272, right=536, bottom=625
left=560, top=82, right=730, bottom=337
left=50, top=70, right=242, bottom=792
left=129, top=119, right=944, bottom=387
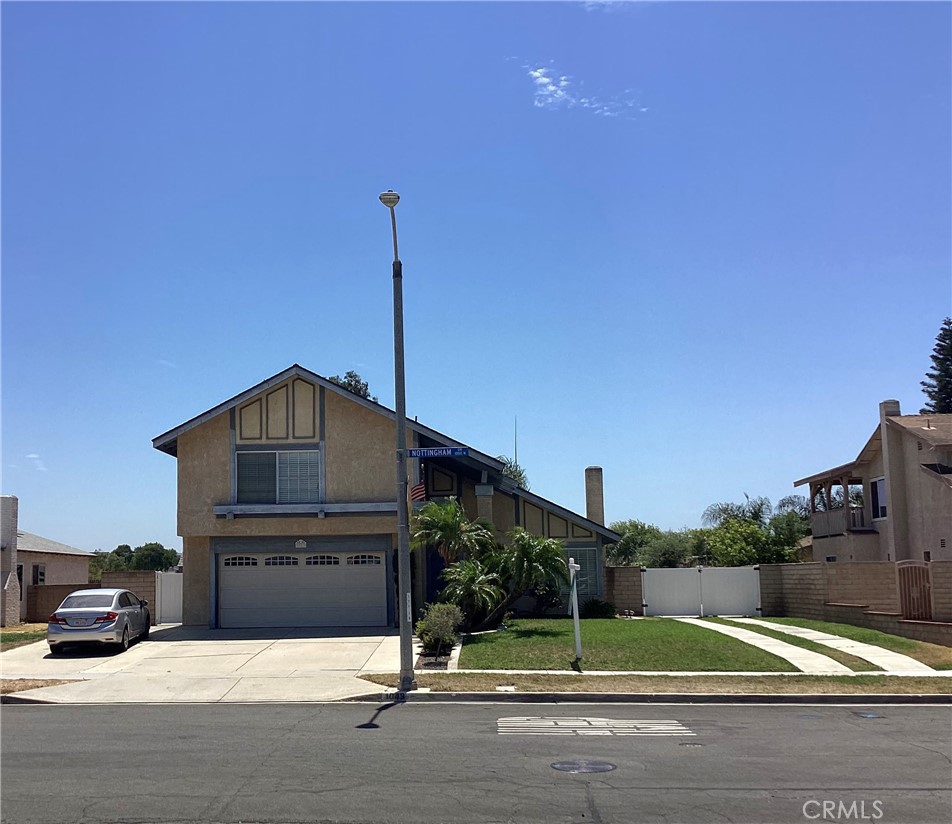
left=152, top=365, right=619, bottom=629
left=794, top=400, right=952, bottom=563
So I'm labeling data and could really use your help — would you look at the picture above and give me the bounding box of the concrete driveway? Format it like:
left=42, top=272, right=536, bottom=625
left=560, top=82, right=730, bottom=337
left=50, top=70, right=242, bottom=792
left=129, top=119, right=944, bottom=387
left=1, top=625, right=405, bottom=703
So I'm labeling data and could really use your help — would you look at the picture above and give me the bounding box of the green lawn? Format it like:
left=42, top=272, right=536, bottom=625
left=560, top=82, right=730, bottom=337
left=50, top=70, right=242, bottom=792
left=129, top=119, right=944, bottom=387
left=458, top=618, right=797, bottom=672
left=0, top=627, right=46, bottom=652
left=705, top=617, right=880, bottom=672
left=757, top=618, right=952, bottom=670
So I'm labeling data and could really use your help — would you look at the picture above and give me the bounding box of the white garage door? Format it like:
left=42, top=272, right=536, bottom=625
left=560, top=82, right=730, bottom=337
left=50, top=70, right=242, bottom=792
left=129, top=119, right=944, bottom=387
left=219, top=552, right=387, bottom=628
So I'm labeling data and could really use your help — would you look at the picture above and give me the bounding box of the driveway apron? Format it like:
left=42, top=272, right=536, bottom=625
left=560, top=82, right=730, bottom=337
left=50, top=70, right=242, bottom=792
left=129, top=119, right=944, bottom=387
left=674, top=617, right=853, bottom=674
left=728, top=617, right=936, bottom=673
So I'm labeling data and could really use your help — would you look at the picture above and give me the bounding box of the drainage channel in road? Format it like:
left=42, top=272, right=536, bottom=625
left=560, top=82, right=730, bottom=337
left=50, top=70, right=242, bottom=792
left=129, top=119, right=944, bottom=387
left=497, top=716, right=696, bottom=736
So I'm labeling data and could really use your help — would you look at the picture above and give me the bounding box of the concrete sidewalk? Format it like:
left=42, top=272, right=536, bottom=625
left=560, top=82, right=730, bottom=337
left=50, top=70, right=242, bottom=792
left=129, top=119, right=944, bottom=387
left=1, top=625, right=412, bottom=703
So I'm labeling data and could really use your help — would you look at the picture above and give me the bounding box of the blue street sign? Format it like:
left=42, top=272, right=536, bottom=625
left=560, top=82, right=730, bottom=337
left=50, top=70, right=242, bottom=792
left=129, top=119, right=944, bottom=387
left=407, top=447, right=470, bottom=458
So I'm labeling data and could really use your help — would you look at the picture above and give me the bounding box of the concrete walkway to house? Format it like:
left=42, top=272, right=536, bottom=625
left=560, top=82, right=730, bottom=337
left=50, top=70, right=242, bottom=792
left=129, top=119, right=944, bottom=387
left=727, top=617, right=937, bottom=674
left=674, top=617, right=854, bottom=674
left=1, top=625, right=410, bottom=703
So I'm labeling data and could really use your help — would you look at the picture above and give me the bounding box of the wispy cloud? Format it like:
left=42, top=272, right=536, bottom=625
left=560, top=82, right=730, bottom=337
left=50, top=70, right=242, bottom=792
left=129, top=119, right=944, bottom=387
left=525, top=63, right=646, bottom=119
left=26, top=453, right=48, bottom=472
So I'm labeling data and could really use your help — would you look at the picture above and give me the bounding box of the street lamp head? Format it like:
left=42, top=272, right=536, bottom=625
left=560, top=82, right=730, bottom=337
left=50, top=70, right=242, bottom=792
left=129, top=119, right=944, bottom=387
left=378, top=190, right=400, bottom=209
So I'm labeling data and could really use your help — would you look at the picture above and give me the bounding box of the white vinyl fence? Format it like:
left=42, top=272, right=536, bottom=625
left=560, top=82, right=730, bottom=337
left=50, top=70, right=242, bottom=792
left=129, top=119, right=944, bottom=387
left=155, top=571, right=183, bottom=623
left=642, top=566, right=760, bottom=617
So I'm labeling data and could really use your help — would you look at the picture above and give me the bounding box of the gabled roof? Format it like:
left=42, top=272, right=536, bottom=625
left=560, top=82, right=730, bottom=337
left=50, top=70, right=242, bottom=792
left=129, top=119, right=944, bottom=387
left=16, top=530, right=93, bottom=557
left=152, top=364, right=504, bottom=471
left=794, top=410, right=952, bottom=488
left=153, top=365, right=620, bottom=542
left=888, top=413, right=952, bottom=449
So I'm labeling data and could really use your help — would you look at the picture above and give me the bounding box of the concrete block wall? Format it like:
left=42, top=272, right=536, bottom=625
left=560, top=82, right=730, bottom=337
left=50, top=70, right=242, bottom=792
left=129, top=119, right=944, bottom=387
left=825, top=604, right=952, bottom=647
left=101, top=571, right=157, bottom=625
left=604, top=566, right=644, bottom=615
left=826, top=563, right=899, bottom=612
left=758, top=564, right=784, bottom=616
left=27, top=583, right=100, bottom=622
left=778, top=563, right=826, bottom=620
left=931, top=561, right=952, bottom=623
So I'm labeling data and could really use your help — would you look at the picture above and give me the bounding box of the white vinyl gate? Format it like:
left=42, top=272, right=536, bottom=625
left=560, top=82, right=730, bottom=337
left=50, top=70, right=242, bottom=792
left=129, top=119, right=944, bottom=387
left=642, top=566, right=760, bottom=617
left=155, top=571, right=183, bottom=623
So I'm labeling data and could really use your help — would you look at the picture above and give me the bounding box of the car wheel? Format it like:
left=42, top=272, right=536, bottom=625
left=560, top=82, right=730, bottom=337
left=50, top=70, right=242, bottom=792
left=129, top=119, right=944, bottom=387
left=49, top=644, right=64, bottom=655
left=119, top=627, right=130, bottom=652
left=141, top=620, right=150, bottom=640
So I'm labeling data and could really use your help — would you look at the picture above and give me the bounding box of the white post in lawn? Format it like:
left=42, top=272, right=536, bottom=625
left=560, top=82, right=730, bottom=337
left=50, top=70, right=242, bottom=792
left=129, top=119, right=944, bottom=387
left=568, top=557, right=582, bottom=661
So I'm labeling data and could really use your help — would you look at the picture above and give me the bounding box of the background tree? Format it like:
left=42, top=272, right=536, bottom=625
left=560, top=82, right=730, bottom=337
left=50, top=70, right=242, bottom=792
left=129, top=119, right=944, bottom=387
left=130, top=542, right=180, bottom=571
left=638, top=531, right=692, bottom=568
left=328, top=370, right=378, bottom=402
left=606, top=519, right=663, bottom=566
left=497, top=455, right=529, bottom=489
left=921, top=316, right=952, bottom=414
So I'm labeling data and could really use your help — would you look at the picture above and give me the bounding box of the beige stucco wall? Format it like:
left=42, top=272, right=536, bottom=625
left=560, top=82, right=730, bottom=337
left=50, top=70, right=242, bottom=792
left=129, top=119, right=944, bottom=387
left=177, top=411, right=232, bottom=538
left=182, top=536, right=211, bottom=626
left=896, top=427, right=952, bottom=561
left=17, top=551, right=91, bottom=620
left=323, top=388, right=400, bottom=503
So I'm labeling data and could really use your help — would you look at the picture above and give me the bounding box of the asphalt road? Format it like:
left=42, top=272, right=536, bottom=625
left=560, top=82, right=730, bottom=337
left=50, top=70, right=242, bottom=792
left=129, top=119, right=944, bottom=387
left=2, top=702, right=950, bottom=824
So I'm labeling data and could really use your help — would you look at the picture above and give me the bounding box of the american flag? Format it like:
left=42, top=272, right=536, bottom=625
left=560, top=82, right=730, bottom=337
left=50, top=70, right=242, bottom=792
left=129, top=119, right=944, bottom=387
left=410, top=482, right=426, bottom=502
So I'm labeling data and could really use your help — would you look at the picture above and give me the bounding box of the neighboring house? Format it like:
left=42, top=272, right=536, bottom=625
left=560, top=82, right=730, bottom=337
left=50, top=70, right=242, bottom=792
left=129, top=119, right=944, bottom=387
left=153, top=364, right=619, bottom=629
left=0, top=495, right=94, bottom=624
left=794, top=400, right=952, bottom=563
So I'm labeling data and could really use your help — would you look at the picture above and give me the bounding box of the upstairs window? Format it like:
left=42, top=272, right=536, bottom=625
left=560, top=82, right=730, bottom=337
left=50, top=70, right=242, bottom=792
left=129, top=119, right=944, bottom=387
left=236, top=450, right=321, bottom=504
left=870, top=477, right=887, bottom=519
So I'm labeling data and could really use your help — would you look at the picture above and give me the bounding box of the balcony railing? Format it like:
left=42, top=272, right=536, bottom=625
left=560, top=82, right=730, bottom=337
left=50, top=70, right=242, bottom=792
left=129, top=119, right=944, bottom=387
left=811, top=507, right=872, bottom=537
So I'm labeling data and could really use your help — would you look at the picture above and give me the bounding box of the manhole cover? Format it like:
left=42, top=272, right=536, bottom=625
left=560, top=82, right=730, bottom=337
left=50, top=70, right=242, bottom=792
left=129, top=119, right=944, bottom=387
left=551, top=760, right=617, bottom=774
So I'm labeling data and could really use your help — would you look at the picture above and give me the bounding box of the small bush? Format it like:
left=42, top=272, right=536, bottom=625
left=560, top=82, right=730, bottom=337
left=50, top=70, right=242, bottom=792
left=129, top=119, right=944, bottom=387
left=415, top=602, right=464, bottom=655
left=579, top=598, right=617, bottom=619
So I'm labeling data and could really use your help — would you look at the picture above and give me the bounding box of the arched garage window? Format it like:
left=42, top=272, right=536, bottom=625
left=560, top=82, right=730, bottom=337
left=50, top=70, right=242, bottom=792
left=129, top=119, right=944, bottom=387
left=305, top=555, right=340, bottom=566
left=223, top=556, right=258, bottom=567
left=346, top=554, right=381, bottom=565
left=264, top=556, right=298, bottom=566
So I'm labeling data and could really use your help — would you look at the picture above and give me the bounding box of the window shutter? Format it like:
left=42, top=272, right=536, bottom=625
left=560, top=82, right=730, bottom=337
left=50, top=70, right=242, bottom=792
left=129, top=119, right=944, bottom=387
left=237, top=452, right=277, bottom=503
left=278, top=451, right=321, bottom=503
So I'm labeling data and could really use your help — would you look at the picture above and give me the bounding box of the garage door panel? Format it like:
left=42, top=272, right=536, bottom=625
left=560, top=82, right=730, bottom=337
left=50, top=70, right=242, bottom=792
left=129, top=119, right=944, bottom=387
left=218, top=551, right=387, bottom=628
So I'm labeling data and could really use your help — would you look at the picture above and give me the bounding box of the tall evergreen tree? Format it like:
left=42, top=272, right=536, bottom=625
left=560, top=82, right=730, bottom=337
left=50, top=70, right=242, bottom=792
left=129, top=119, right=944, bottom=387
left=921, top=317, right=952, bottom=414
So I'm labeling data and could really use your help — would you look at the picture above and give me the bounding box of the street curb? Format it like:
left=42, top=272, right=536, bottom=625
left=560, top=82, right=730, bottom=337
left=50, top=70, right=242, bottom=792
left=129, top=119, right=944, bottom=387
left=0, top=694, right=53, bottom=705
left=342, top=691, right=952, bottom=705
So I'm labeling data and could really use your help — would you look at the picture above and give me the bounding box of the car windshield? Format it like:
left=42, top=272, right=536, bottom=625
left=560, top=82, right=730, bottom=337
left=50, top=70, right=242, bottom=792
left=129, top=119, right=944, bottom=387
left=59, top=594, right=115, bottom=609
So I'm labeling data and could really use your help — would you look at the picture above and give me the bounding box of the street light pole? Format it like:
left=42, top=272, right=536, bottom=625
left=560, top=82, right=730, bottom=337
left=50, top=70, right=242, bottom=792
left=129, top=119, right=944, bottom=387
left=379, top=189, right=416, bottom=692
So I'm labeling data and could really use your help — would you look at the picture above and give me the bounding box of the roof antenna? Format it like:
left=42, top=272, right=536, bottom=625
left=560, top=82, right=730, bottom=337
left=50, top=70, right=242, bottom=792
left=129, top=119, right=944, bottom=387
left=514, top=415, right=518, bottom=467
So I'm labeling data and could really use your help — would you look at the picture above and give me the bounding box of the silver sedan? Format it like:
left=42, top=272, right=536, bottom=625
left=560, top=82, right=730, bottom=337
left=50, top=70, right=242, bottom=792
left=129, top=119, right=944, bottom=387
left=48, top=588, right=151, bottom=654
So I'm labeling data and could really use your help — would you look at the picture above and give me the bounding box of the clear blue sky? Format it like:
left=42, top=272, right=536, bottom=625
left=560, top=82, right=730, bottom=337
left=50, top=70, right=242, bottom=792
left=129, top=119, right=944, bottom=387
left=2, top=1, right=950, bottom=553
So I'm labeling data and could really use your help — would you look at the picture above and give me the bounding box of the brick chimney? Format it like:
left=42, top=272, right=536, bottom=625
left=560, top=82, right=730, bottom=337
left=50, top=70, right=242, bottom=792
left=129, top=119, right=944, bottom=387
left=584, top=466, right=605, bottom=526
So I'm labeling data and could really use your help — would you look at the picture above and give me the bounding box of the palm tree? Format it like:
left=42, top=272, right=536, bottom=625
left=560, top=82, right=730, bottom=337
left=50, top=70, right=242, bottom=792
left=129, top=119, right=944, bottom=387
left=440, top=558, right=505, bottom=626
left=474, top=528, right=569, bottom=630
left=702, top=494, right=773, bottom=527
left=410, top=499, right=495, bottom=564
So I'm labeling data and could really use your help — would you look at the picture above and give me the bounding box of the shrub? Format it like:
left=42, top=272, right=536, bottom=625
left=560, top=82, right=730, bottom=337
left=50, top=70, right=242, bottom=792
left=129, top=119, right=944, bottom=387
left=415, top=602, right=464, bottom=655
left=579, top=598, right=617, bottom=619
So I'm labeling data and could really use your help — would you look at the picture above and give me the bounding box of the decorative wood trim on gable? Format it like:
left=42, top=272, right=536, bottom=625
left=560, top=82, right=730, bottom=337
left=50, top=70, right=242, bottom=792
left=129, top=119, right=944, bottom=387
left=267, top=385, right=289, bottom=439
left=430, top=467, right=456, bottom=495
left=293, top=379, right=316, bottom=439
left=239, top=399, right=262, bottom=440
left=571, top=524, right=594, bottom=539
left=548, top=513, right=569, bottom=538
